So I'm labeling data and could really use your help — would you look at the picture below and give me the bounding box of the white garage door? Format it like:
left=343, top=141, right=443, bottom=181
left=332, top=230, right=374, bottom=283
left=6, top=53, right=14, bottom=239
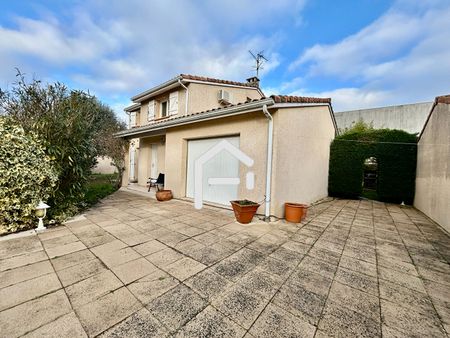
left=186, top=136, right=240, bottom=206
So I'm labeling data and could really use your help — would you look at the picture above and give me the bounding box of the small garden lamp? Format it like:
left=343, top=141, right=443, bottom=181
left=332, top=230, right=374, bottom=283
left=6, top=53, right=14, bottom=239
left=35, top=201, right=50, bottom=231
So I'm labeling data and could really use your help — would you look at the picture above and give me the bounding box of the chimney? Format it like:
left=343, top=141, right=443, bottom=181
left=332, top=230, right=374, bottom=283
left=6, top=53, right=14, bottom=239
left=246, top=76, right=260, bottom=88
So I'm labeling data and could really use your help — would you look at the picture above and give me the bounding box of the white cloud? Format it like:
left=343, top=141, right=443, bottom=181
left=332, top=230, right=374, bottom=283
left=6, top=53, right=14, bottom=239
left=0, top=0, right=305, bottom=105
left=287, top=0, right=450, bottom=110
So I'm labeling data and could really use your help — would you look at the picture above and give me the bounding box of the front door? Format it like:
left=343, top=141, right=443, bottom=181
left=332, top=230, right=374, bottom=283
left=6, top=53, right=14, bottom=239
left=151, top=144, right=158, bottom=178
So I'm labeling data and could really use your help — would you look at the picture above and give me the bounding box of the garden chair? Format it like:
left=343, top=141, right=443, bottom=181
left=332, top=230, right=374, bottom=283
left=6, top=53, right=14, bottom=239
left=148, top=173, right=164, bottom=191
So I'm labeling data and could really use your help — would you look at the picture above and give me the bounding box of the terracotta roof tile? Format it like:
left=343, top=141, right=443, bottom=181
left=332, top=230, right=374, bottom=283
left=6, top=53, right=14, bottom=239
left=270, top=95, right=331, bottom=104
left=436, top=94, right=450, bottom=104
left=180, top=74, right=259, bottom=88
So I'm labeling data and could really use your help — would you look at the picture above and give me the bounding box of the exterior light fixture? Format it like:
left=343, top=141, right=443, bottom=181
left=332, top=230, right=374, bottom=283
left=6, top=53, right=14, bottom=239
left=35, top=201, right=50, bottom=231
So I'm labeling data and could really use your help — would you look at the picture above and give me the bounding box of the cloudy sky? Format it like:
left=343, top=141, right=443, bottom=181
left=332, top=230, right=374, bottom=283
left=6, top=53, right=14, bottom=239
left=0, top=0, right=449, bottom=120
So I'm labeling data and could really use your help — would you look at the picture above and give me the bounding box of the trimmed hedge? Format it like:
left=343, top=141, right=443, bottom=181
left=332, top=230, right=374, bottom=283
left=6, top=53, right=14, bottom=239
left=328, top=129, right=417, bottom=204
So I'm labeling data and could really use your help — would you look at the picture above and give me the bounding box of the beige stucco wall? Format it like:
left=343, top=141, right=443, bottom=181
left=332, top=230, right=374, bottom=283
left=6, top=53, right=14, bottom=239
left=271, top=106, right=335, bottom=217
left=139, top=89, right=187, bottom=126
left=187, top=83, right=262, bottom=114
left=414, top=103, right=450, bottom=232
left=164, top=112, right=269, bottom=213
left=92, top=156, right=117, bottom=174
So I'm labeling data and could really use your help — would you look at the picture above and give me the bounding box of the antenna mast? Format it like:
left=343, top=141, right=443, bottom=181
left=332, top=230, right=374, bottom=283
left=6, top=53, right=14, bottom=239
left=249, top=50, right=268, bottom=78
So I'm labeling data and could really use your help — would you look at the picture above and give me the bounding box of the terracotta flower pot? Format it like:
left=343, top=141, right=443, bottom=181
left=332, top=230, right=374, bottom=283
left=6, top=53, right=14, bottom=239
left=285, top=202, right=308, bottom=223
left=156, top=190, right=173, bottom=201
left=230, top=200, right=260, bottom=224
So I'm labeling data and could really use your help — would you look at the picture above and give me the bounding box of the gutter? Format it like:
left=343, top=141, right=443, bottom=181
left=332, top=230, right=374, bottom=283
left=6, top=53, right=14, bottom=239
left=115, top=98, right=275, bottom=138
left=262, top=104, right=274, bottom=221
left=178, top=79, right=189, bottom=114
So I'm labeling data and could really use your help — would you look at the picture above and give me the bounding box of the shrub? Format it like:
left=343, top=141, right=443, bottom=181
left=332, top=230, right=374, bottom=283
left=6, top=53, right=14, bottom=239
left=0, top=118, right=58, bottom=234
left=328, top=126, right=417, bottom=204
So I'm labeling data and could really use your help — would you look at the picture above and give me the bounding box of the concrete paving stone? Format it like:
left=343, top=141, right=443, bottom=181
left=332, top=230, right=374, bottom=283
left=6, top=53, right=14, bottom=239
left=45, top=241, right=87, bottom=259
left=339, top=255, right=377, bottom=277
left=238, top=268, right=284, bottom=299
left=289, top=268, right=333, bottom=297
left=0, top=290, right=71, bottom=338
left=184, top=268, right=233, bottom=301
left=379, top=279, right=435, bottom=316
left=175, top=238, right=206, bottom=255
left=247, top=238, right=282, bottom=255
left=327, top=281, right=380, bottom=322
left=377, top=255, right=419, bottom=276
left=297, top=255, right=337, bottom=280
left=133, top=239, right=167, bottom=256
left=0, top=260, right=53, bottom=289
left=193, top=232, right=221, bottom=245
left=51, top=249, right=96, bottom=271
left=0, top=235, right=43, bottom=260
left=76, top=287, right=142, bottom=337
left=272, top=279, right=327, bottom=326
left=37, top=227, right=73, bottom=241
left=147, top=284, right=207, bottom=332
left=307, top=247, right=341, bottom=265
left=90, top=239, right=128, bottom=255
left=146, top=247, right=184, bottom=267
left=41, top=233, right=79, bottom=249
left=257, top=256, right=293, bottom=279
left=290, top=233, right=317, bottom=245
left=119, top=233, right=153, bottom=247
left=128, top=269, right=179, bottom=304
left=424, top=279, right=450, bottom=305
left=335, top=267, right=379, bottom=296
left=57, top=258, right=107, bottom=287
left=96, top=247, right=141, bottom=268
left=248, top=302, right=316, bottom=338
left=381, top=299, right=447, bottom=337
left=269, top=247, right=304, bottom=268
left=177, top=225, right=206, bottom=237
left=80, top=234, right=116, bottom=248
left=165, top=256, right=206, bottom=281
left=98, top=308, right=169, bottom=338
left=0, top=250, right=47, bottom=272
left=212, top=284, right=268, bottom=330
left=281, top=240, right=310, bottom=254
left=318, top=301, right=381, bottom=338
left=158, top=231, right=189, bottom=246
left=378, top=266, right=426, bottom=293
left=417, top=266, right=450, bottom=286
left=112, top=257, right=158, bottom=284
left=0, top=272, right=61, bottom=311
left=342, top=243, right=376, bottom=264
left=412, top=256, right=450, bottom=274
left=175, top=305, right=246, bottom=338
left=66, top=270, right=123, bottom=308
left=213, top=255, right=256, bottom=282
left=314, top=238, right=346, bottom=254
left=22, top=311, right=87, bottom=338
left=381, top=324, right=412, bottom=338
left=434, top=302, right=450, bottom=325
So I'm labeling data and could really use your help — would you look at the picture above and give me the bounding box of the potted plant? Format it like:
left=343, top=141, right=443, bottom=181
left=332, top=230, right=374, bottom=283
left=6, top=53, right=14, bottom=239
left=230, top=199, right=260, bottom=224
left=284, top=202, right=308, bottom=223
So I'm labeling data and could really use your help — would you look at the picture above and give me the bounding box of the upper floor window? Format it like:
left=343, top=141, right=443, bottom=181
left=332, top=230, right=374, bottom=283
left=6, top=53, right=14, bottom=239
left=161, top=100, right=168, bottom=117
left=129, top=111, right=137, bottom=128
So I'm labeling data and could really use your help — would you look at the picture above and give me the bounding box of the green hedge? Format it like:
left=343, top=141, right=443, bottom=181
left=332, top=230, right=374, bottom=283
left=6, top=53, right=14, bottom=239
left=328, top=129, right=417, bottom=204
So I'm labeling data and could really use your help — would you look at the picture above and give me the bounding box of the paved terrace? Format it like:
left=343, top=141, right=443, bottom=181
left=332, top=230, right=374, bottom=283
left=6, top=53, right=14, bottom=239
left=0, top=191, right=449, bottom=337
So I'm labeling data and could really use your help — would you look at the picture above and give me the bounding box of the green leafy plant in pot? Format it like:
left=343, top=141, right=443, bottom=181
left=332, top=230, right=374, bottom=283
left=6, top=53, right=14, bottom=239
left=230, top=200, right=260, bottom=224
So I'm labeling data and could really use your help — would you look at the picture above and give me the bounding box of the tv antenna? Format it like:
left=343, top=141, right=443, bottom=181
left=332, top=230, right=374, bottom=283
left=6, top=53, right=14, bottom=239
left=249, top=50, right=268, bottom=78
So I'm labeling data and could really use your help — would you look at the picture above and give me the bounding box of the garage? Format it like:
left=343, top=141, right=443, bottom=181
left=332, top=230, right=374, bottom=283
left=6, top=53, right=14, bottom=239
left=186, top=136, right=240, bottom=206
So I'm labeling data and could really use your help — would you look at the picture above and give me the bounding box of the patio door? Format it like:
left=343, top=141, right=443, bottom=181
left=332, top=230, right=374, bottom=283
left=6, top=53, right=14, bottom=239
left=186, top=136, right=240, bottom=205
left=151, top=144, right=158, bottom=178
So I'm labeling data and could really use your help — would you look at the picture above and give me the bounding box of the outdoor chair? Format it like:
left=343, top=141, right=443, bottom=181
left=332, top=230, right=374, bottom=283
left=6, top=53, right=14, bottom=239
left=148, top=173, right=164, bottom=191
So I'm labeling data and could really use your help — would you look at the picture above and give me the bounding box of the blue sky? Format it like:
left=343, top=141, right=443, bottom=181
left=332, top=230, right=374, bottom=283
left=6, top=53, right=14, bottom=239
left=0, top=0, right=449, bottom=121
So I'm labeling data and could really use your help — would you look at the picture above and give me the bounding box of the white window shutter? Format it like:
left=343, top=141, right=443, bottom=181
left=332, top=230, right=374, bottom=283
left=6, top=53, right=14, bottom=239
left=148, top=100, right=155, bottom=121
left=169, top=91, right=178, bottom=115
left=130, top=112, right=136, bottom=127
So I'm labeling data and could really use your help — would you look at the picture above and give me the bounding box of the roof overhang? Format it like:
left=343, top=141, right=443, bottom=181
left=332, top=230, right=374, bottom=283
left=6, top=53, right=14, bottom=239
left=115, top=98, right=276, bottom=139
left=124, top=103, right=141, bottom=113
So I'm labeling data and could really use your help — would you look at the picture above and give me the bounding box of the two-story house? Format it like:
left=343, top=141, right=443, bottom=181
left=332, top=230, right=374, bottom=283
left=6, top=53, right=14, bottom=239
left=117, top=74, right=337, bottom=218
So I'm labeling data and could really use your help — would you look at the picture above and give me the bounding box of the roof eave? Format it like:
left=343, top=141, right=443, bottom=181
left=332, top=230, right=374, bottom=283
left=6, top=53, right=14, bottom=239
left=131, top=75, right=183, bottom=102
left=115, top=98, right=275, bottom=138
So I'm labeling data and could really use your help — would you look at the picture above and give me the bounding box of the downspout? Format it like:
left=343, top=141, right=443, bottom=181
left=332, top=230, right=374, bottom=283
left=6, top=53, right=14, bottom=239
left=178, top=79, right=189, bottom=114
left=262, top=104, right=273, bottom=221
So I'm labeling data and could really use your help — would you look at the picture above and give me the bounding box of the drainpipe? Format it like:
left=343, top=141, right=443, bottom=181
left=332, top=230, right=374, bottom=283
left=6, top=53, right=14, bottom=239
left=262, top=104, right=273, bottom=221
left=178, top=79, right=189, bottom=114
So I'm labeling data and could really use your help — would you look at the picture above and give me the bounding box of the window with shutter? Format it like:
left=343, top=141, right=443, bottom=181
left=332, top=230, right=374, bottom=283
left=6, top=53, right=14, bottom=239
left=169, top=91, right=178, bottom=115
left=148, top=100, right=155, bottom=121
left=130, top=112, right=137, bottom=128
